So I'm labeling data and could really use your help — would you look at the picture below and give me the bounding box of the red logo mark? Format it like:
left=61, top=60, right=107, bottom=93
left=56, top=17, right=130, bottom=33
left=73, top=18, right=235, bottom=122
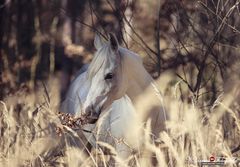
left=209, top=155, right=215, bottom=162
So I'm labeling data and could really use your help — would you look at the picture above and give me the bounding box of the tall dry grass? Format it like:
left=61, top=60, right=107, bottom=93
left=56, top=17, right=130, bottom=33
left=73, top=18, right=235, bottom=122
left=0, top=73, right=240, bottom=167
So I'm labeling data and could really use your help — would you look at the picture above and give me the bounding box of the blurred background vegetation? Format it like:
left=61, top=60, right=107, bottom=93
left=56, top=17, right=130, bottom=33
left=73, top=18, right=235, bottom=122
left=1, top=0, right=240, bottom=104
left=0, top=0, right=240, bottom=106
left=1, top=0, right=240, bottom=165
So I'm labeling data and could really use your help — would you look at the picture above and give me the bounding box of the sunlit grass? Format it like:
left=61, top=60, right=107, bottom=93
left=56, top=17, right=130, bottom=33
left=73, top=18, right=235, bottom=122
left=0, top=74, right=239, bottom=167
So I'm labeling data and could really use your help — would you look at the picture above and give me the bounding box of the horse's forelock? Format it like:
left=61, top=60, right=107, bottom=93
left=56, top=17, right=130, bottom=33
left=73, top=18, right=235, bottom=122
left=87, top=44, right=116, bottom=80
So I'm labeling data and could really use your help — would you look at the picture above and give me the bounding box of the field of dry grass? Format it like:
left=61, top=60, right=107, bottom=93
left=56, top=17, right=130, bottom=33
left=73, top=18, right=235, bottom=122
left=0, top=72, right=240, bottom=167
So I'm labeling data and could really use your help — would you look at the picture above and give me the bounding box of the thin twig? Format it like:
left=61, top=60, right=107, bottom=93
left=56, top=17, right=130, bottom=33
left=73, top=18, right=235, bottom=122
left=42, top=81, right=50, bottom=105
left=231, top=144, right=240, bottom=154
left=105, top=0, right=157, bottom=56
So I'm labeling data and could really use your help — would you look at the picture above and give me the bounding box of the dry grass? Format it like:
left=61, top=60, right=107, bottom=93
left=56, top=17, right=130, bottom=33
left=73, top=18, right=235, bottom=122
left=0, top=73, right=240, bottom=167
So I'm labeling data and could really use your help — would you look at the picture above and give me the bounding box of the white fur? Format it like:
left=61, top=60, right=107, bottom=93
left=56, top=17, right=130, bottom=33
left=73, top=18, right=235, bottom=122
left=62, top=70, right=139, bottom=160
left=84, top=34, right=167, bottom=136
left=62, top=33, right=167, bottom=161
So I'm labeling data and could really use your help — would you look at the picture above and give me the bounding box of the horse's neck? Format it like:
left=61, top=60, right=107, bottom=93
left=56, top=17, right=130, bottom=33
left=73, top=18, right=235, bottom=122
left=122, top=49, right=167, bottom=133
left=121, top=48, right=154, bottom=102
left=126, top=66, right=153, bottom=101
left=126, top=64, right=162, bottom=114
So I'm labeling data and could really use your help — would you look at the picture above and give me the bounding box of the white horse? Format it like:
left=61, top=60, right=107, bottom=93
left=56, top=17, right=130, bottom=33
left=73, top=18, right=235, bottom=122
left=61, top=37, right=140, bottom=161
left=81, top=33, right=167, bottom=138
left=62, top=33, right=167, bottom=162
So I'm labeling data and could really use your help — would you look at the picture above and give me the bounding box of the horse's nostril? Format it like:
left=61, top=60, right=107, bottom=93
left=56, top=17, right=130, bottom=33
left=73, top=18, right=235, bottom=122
left=83, top=105, right=93, bottom=117
left=80, top=106, right=99, bottom=124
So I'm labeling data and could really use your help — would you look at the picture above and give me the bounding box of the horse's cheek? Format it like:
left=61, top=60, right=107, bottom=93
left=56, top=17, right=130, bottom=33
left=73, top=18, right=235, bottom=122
left=111, top=83, right=123, bottom=100
left=117, top=75, right=127, bottom=96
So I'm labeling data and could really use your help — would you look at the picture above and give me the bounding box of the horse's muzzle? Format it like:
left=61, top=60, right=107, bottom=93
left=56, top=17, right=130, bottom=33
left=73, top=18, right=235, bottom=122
left=84, top=114, right=99, bottom=124
left=81, top=106, right=101, bottom=124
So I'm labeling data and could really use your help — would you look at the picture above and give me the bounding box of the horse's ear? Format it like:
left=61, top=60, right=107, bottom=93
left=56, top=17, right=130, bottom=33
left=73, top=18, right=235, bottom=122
left=109, top=33, right=119, bottom=51
left=94, top=33, right=105, bottom=50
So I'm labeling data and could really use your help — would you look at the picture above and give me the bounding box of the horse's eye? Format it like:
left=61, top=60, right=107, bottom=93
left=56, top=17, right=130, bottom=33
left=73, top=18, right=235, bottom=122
left=104, top=73, right=114, bottom=80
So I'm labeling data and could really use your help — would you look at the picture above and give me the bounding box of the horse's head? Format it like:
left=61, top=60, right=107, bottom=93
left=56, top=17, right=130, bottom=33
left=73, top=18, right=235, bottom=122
left=82, top=33, right=128, bottom=123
